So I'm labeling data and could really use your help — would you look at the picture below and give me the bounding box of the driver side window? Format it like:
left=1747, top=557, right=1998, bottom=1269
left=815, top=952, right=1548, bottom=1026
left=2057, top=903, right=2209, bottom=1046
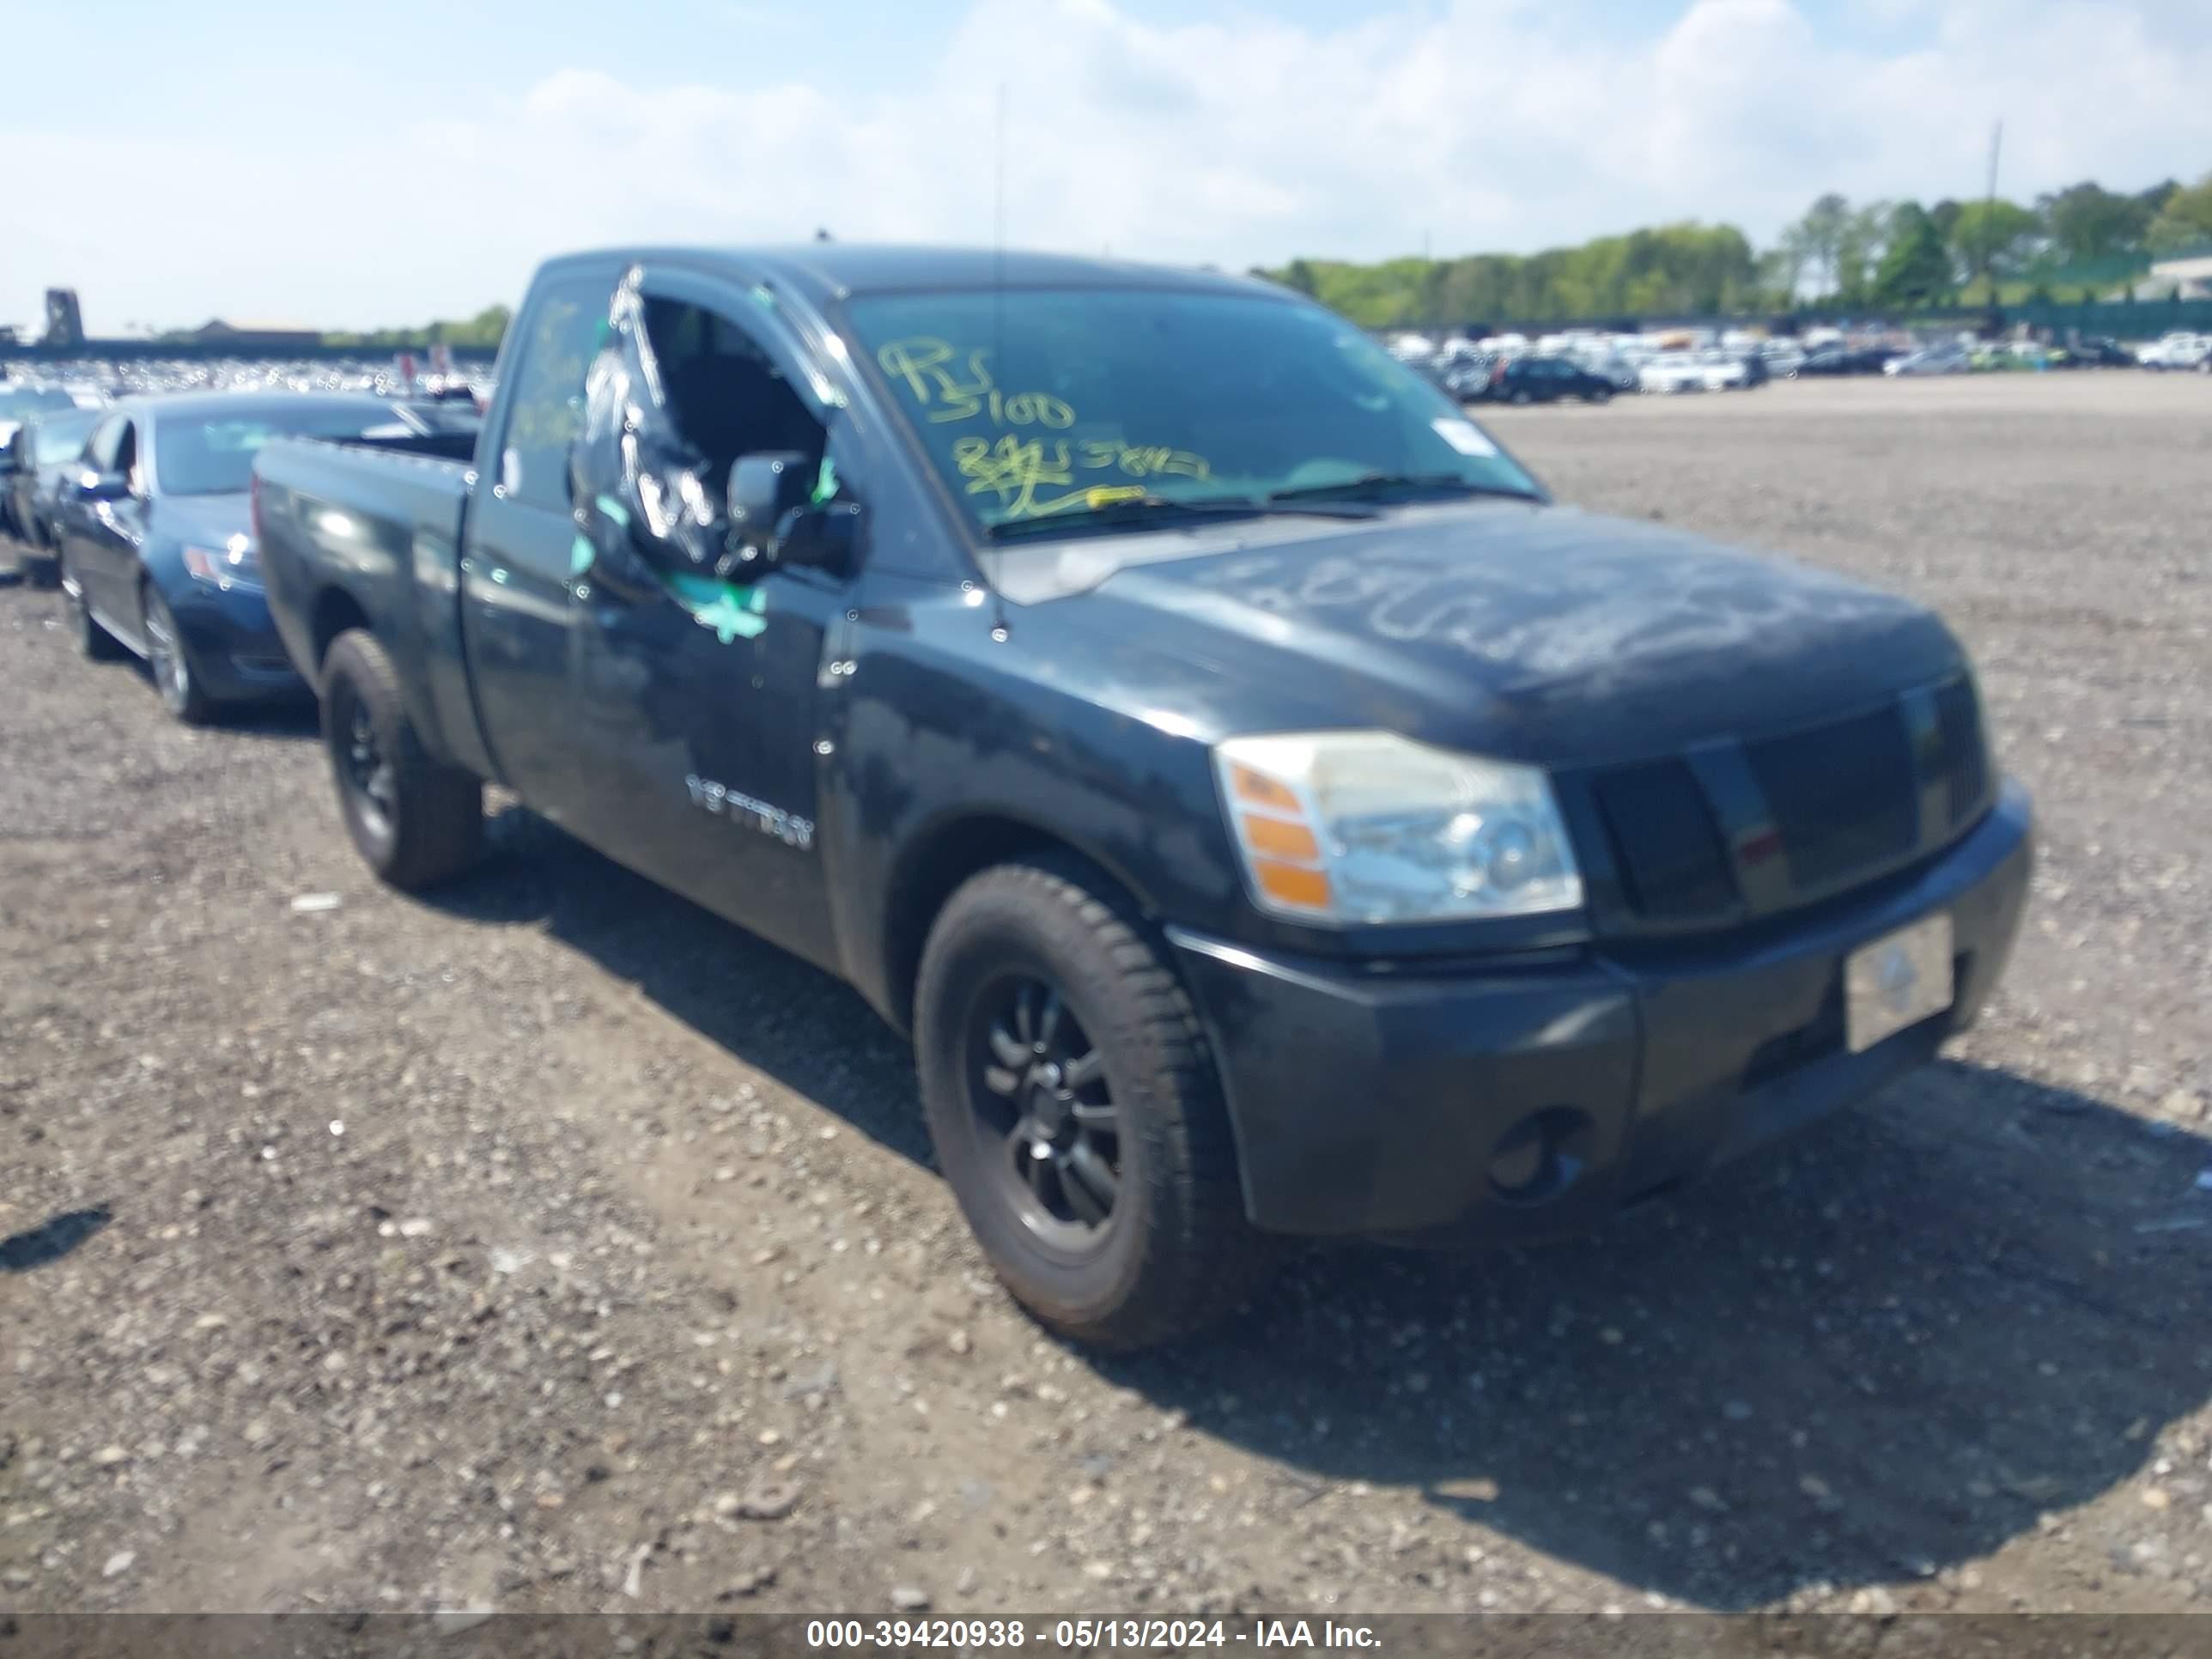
left=639, top=296, right=832, bottom=499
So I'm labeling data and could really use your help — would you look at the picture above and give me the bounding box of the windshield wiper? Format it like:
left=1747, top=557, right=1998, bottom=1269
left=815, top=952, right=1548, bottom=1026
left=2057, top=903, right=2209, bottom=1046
left=984, top=494, right=1372, bottom=543
left=1265, top=472, right=1540, bottom=506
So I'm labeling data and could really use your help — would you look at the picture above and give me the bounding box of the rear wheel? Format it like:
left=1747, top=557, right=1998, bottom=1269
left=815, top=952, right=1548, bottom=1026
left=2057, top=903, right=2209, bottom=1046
left=143, top=584, right=217, bottom=724
left=915, top=856, right=1278, bottom=1350
left=61, top=554, right=125, bottom=661
left=320, top=629, right=483, bottom=889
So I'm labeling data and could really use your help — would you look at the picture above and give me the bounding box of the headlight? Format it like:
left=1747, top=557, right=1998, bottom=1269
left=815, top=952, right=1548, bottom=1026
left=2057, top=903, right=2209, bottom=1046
left=1213, top=732, right=1583, bottom=924
left=181, top=535, right=260, bottom=590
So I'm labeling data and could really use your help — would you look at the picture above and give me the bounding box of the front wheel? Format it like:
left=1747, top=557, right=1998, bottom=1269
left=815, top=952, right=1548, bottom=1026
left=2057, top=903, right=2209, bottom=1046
left=143, top=584, right=217, bottom=724
left=320, top=629, right=483, bottom=889
left=915, top=857, right=1278, bottom=1349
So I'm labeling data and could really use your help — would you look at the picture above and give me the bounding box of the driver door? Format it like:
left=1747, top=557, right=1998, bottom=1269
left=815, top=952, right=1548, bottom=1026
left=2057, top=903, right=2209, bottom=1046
left=562, top=268, right=854, bottom=971
left=65, top=414, right=145, bottom=630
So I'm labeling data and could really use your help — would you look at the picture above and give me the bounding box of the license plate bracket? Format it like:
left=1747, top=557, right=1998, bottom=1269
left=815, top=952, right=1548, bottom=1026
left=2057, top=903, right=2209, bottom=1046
left=1844, top=912, right=1954, bottom=1054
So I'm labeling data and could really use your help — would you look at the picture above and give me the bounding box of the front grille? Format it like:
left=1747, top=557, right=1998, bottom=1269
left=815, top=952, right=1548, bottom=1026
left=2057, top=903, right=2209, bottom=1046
left=1933, top=678, right=1989, bottom=828
left=1577, top=675, right=1990, bottom=935
left=1591, top=759, right=1735, bottom=920
left=1744, top=705, right=1918, bottom=890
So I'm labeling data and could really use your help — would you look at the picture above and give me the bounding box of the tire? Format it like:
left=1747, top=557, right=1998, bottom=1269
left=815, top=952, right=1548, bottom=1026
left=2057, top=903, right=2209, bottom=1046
left=915, top=855, right=1278, bottom=1350
left=61, top=553, right=126, bottom=661
left=142, top=583, right=218, bottom=725
left=26, top=533, right=59, bottom=589
left=1510, top=389, right=1533, bottom=406
left=320, top=628, right=483, bottom=889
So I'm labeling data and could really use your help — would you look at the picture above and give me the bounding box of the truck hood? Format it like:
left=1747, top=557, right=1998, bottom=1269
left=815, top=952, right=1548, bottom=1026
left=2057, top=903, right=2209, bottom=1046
left=1021, top=501, right=1963, bottom=767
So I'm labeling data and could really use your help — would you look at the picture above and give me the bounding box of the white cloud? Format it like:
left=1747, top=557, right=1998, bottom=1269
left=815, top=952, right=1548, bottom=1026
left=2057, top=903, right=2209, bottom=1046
left=3, top=0, right=2207, bottom=331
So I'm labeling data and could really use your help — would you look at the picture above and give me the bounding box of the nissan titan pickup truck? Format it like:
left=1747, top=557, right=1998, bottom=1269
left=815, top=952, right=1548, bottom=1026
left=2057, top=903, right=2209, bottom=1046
left=252, top=246, right=2033, bottom=1349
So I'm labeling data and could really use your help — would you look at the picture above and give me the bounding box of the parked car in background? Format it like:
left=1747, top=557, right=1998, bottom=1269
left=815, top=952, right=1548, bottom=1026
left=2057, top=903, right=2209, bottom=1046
left=3, top=406, right=105, bottom=584
left=1439, top=353, right=1499, bottom=401
left=1791, top=345, right=1889, bottom=377
left=1639, top=353, right=1709, bottom=394
left=252, top=244, right=2029, bottom=1349
left=54, top=394, right=478, bottom=723
left=1884, top=344, right=1972, bottom=377
left=1694, top=352, right=1752, bottom=391
left=1569, top=348, right=1641, bottom=392
left=1486, top=356, right=1616, bottom=404
left=2136, top=331, right=2210, bottom=370
left=1758, top=341, right=1806, bottom=378
left=0, top=428, right=27, bottom=542
left=2060, top=337, right=2136, bottom=368
left=0, top=382, right=81, bottom=448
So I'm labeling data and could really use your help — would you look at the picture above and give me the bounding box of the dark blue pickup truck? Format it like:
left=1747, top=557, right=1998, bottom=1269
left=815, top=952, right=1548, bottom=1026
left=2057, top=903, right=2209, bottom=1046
left=252, top=245, right=2032, bottom=1348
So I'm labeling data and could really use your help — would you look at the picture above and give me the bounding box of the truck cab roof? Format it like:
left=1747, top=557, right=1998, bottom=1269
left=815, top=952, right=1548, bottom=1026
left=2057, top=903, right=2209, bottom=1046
left=550, top=245, right=1279, bottom=307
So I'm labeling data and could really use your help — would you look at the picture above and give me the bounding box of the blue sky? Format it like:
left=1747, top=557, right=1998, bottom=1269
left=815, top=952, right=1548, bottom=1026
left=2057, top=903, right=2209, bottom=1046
left=5, top=0, right=2206, bottom=332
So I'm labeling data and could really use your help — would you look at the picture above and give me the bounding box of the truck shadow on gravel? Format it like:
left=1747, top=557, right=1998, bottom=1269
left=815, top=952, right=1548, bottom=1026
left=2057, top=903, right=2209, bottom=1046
left=430, top=809, right=2211, bottom=1610
left=434, top=805, right=933, bottom=1164
left=1109, top=1064, right=2212, bottom=1610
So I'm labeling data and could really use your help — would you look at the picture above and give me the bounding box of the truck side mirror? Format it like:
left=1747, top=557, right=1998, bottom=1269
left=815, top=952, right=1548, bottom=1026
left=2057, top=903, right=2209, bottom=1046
left=0, top=434, right=21, bottom=475
left=725, top=451, right=813, bottom=565
left=76, top=469, right=130, bottom=501
left=774, top=501, right=864, bottom=575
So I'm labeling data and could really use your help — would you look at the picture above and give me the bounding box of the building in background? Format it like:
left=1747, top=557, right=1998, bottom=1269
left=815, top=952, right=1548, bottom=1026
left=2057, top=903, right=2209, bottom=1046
left=43, top=289, right=85, bottom=349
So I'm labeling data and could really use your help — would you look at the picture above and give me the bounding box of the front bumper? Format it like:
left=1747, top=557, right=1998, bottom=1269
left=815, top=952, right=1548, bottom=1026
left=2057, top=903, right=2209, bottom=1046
left=1170, top=779, right=2033, bottom=1241
left=169, top=580, right=309, bottom=703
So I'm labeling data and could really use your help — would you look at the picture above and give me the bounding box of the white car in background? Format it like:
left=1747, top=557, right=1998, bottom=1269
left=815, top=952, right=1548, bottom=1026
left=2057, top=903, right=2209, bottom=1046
left=1698, top=350, right=1751, bottom=391
left=1639, top=353, right=1708, bottom=394
left=2137, top=331, right=2210, bottom=369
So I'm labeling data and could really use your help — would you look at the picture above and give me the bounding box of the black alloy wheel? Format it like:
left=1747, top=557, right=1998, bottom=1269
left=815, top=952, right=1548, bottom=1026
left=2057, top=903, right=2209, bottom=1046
left=318, top=629, right=483, bottom=889
left=967, top=973, right=1121, bottom=1247
left=337, top=684, right=398, bottom=848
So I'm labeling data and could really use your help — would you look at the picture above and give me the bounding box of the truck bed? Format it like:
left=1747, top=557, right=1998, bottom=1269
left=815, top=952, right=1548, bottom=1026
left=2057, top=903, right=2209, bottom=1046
left=254, top=434, right=489, bottom=776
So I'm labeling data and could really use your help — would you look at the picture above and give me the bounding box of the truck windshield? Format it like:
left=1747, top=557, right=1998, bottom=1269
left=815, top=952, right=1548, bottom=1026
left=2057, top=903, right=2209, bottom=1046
left=155, top=404, right=418, bottom=497
left=845, top=288, right=1541, bottom=537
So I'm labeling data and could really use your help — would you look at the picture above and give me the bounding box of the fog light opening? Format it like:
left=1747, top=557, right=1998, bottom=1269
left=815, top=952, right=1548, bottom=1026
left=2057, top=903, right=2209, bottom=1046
left=1487, top=1106, right=1596, bottom=1204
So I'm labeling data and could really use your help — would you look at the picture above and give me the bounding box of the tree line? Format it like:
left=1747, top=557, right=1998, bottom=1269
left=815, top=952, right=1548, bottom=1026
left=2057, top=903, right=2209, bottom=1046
left=318, top=304, right=514, bottom=351
left=1257, top=171, right=2212, bottom=328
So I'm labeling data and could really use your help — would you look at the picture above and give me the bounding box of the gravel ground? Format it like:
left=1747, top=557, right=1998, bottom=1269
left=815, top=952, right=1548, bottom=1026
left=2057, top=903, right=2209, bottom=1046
left=3, top=372, right=2209, bottom=1620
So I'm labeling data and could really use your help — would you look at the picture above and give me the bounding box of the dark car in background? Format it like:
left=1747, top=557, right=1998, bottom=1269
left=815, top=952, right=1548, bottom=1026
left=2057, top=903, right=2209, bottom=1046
left=2058, top=337, right=2136, bottom=368
left=1790, top=345, right=1892, bottom=377
left=4, top=406, right=106, bottom=585
left=54, top=394, right=479, bottom=722
left=1480, top=356, right=1616, bottom=404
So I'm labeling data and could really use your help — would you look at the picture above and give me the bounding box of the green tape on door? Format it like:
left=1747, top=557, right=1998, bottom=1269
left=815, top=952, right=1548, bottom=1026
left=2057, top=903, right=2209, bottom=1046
left=662, top=571, right=768, bottom=643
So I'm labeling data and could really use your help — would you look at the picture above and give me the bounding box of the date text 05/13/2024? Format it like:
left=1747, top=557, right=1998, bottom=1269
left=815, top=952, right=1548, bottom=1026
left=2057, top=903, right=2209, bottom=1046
left=802, top=1617, right=1384, bottom=1650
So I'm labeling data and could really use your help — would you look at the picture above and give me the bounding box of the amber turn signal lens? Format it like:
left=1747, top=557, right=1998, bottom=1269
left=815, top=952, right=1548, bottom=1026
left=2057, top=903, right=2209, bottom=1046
left=1230, top=763, right=1303, bottom=815
left=1253, top=860, right=1331, bottom=909
left=1242, top=814, right=1321, bottom=863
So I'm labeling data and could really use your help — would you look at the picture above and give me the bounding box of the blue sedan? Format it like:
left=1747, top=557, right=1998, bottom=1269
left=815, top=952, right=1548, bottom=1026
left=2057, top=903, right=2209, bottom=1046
left=53, top=393, right=477, bottom=722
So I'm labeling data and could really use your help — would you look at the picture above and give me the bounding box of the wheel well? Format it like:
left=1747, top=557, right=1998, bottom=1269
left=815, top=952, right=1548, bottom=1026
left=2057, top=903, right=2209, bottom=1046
left=882, top=817, right=1126, bottom=1034
left=310, top=587, right=372, bottom=675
